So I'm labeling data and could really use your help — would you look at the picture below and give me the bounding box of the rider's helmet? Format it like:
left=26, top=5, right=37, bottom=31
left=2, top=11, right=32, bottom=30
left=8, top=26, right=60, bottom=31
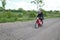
left=37, top=9, right=42, bottom=14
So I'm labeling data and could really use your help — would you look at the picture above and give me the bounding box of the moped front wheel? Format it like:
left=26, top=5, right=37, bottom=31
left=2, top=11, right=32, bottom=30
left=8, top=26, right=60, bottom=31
left=35, top=23, right=38, bottom=29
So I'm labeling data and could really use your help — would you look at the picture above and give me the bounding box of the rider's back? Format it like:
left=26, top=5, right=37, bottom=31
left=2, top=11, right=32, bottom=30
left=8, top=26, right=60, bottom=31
left=37, top=12, right=44, bottom=20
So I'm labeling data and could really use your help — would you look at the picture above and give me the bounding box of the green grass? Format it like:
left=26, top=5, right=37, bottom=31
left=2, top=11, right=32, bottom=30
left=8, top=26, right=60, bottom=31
left=0, top=17, right=35, bottom=23
left=0, top=11, right=60, bottom=23
left=0, top=16, right=60, bottom=23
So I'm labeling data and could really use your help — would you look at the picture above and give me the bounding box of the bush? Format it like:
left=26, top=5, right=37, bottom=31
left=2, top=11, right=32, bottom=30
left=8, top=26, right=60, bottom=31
left=18, top=13, right=23, bottom=17
left=28, top=12, right=37, bottom=18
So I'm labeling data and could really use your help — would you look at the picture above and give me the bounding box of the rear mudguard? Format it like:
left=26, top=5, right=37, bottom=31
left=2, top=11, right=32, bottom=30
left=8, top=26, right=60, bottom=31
left=36, top=19, right=42, bottom=25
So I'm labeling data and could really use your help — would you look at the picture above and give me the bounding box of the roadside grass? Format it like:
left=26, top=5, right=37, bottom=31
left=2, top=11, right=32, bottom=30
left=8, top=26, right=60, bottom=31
left=0, top=17, right=35, bottom=23
left=0, top=11, right=60, bottom=23
left=0, top=16, right=60, bottom=23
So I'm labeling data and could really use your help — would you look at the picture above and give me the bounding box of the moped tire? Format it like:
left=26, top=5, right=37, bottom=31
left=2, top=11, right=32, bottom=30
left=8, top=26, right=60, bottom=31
left=35, top=23, right=38, bottom=29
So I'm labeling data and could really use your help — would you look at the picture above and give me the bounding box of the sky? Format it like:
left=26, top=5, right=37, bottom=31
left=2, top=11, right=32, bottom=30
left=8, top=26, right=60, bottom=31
left=0, top=0, right=60, bottom=11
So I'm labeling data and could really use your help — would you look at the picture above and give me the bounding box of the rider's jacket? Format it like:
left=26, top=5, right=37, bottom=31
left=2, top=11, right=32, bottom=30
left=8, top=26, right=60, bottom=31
left=37, top=12, right=44, bottom=20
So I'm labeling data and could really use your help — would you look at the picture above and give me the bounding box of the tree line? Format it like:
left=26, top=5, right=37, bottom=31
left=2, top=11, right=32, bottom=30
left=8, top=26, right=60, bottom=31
left=0, top=0, right=60, bottom=23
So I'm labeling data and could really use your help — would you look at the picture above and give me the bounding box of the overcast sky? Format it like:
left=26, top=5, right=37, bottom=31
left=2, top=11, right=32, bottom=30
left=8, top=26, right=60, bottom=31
left=0, top=0, right=60, bottom=11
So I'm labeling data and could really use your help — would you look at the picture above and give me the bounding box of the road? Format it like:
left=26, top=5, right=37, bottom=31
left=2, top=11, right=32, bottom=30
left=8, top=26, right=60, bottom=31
left=0, top=18, right=60, bottom=40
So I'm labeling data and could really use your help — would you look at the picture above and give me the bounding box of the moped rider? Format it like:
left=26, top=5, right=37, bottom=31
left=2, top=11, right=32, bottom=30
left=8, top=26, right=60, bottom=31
left=37, top=10, right=44, bottom=24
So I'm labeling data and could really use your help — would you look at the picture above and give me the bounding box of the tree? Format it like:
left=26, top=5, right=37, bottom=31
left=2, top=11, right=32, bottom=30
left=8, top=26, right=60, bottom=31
left=31, top=0, right=44, bottom=10
left=0, top=0, right=6, bottom=10
left=0, top=7, right=3, bottom=10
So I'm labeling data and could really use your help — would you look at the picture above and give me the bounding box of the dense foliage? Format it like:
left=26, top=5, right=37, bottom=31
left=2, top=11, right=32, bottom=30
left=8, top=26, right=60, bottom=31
left=0, top=7, right=60, bottom=23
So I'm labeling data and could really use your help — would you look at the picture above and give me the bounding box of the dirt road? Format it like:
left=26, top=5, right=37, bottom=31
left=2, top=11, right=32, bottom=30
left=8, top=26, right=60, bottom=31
left=0, top=18, right=60, bottom=40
